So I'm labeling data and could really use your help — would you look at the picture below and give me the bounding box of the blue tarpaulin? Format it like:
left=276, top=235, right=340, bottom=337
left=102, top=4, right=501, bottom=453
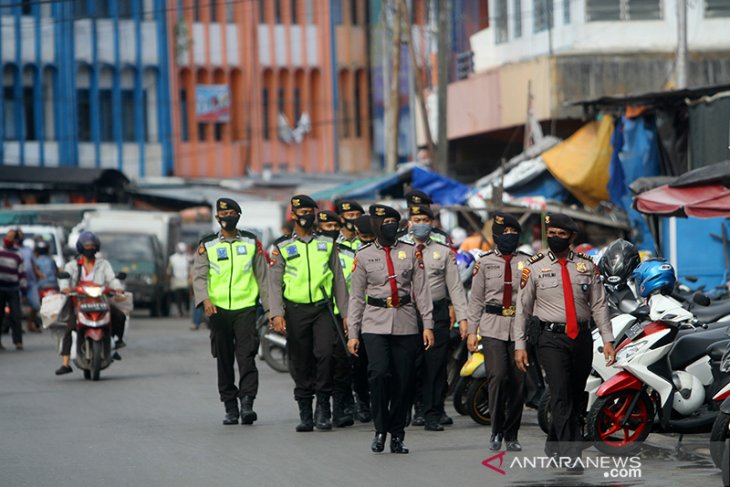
left=609, top=116, right=661, bottom=251
left=411, top=167, right=471, bottom=205
left=508, top=170, right=576, bottom=204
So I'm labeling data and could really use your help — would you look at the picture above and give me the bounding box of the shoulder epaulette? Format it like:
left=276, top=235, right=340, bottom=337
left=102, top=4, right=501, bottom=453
left=479, top=250, right=494, bottom=259
left=237, top=229, right=258, bottom=241
left=314, top=233, right=334, bottom=242
left=198, top=232, right=218, bottom=245
left=576, top=252, right=592, bottom=261
left=355, top=242, right=373, bottom=253
left=398, top=239, right=414, bottom=246
left=273, top=234, right=295, bottom=247
left=338, top=245, right=355, bottom=257
left=517, top=250, right=533, bottom=257
left=528, top=252, right=545, bottom=264
left=432, top=239, right=451, bottom=249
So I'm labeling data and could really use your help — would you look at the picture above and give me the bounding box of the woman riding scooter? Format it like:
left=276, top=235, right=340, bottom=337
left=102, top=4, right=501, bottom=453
left=55, top=232, right=126, bottom=376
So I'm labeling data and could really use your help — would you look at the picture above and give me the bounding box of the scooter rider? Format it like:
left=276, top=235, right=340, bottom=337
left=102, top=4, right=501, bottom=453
left=56, top=232, right=125, bottom=376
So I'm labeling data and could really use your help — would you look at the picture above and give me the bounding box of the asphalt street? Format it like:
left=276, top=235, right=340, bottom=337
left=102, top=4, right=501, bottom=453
left=0, top=314, right=724, bottom=487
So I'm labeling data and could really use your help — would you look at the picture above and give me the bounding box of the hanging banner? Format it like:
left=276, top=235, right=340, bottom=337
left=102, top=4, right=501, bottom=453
left=195, top=85, right=230, bottom=122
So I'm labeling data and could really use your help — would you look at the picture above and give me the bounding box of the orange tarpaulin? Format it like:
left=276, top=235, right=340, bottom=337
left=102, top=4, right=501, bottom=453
left=541, top=115, right=613, bottom=207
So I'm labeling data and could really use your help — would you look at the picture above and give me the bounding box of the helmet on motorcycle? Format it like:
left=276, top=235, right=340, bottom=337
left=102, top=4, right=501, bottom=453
left=35, top=239, right=50, bottom=255
left=633, top=258, right=676, bottom=298
left=599, top=239, right=641, bottom=286
left=574, top=243, right=594, bottom=254
left=456, top=250, right=477, bottom=285
left=76, top=231, right=101, bottom=255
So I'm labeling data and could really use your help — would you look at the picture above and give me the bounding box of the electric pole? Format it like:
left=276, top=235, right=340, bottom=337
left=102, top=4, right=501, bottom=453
left=386, top=0, right=402, bottom=172
left=676, top=0, right=688, bottom=88
left=435, top=0, right=451, bottom=175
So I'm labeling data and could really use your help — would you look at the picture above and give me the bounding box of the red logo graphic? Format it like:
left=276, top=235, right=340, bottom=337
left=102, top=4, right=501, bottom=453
left=482, top=451, right=507, bottom=475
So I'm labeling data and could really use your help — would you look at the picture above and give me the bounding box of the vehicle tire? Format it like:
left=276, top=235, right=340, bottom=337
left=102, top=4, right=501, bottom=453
left=711, top=412, right=730, bottom=468
left=465, top=377, right=491, bottom=425
left=452, top=377, right=471, bottom=416
left=537, top=389, right=551, bottom=434
left=261, top=328, right=289, bottom=374
left=91, top=340, right=102, bottom=381
left=83, top=369, right=91, bottom=380
left=586, top=390, right=653, bottom=456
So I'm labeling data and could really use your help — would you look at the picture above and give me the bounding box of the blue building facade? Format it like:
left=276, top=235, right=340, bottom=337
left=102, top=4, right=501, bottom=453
left=0, top=0, right=172, bottom=178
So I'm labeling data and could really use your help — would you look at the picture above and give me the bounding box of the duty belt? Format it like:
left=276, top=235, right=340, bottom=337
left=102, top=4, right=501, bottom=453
left=484, top=303, right=516, bottom=317
left=539, top=320, right=590, bottom=334
left=367, top=295, right=412, bottom=309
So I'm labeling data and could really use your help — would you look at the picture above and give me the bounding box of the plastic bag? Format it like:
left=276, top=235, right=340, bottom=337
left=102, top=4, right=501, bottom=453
left=40, top=294, right=68, bottom=329
left=112, top=292, right=134, bottom=315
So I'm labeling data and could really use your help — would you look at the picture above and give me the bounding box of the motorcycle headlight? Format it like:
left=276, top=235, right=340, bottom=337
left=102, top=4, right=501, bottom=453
left=616, top=342, right=648, bottom=364
left=720, top=350, right=730, bottom=373
left=82, top=286, right=103, bottom=298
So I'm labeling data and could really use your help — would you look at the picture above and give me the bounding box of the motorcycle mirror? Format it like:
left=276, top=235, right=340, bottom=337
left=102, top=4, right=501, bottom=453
left=692, top=292, right=711, bottom=307
left=686, top=275, right=699, bottom=283
left=618, top=299, right=640, bottom=315
left=57, top=271, right=70, bottom=279
left=116, top=272, right=127, bottom=280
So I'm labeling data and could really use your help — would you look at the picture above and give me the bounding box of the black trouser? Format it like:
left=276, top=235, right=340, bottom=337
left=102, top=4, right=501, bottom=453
left=483, top=337, right=525, bottom=440
left=525, top=340, right=545, bottom=405
left=0, top=289, right=22, bottom=345
left=61, top=304, right=126, bottom=356
left=363, top=333, right=420, bottom=438
left=171, top=287, right=188, bottom=316
left=422, top=309, right=452, bottom=424
left=209, top=307, right=259, bottom=404
left=285, top=300, right=336, bottom=401
left=351, top=338, right=370, bottom=404
left=537, top=327, right=593, bottom=459
left=333, top=316, right=352, bottom=400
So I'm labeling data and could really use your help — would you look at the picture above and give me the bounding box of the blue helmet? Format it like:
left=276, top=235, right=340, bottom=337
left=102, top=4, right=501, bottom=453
left=456, top=250, right=477, bottom=284
left=633, top=259, right=676, bottom=298
left=76, top=231, right=101, bottom=254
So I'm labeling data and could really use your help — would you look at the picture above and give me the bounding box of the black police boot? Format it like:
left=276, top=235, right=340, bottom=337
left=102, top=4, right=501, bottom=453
left=296, top=399, right=314, bottom=432
left=411, top=402, right=426, bottom=427
left=333, top=394, right=354, bottom=428
left=239, top=395, right=258, bottom=425
left=489, top=433, right=503, bottom=451
left=390, top=434, right=409, bottom=454
left=440, top=412, right=454, bottom=426
left=355, top=397, right=371, bottom=423
left=424, top=417, right=444, bottom=431
left=505, top=439, right=522, bottom=452
left=314, top=394, right=333, bottom=431
left=222, top=400, right=239, bottom=425
left=371, top=432, right=387, bottom=453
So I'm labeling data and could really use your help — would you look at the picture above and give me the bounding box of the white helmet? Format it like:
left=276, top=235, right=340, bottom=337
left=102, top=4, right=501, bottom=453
left=671, top=371, right=705, bottom=415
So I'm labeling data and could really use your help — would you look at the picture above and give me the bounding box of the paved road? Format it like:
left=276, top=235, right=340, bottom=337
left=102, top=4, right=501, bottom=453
left=0, top=315, right=724, bottom=487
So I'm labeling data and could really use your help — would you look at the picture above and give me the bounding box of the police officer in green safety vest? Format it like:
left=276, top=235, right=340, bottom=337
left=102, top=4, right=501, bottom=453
left=192, top=198, right=270, bottom=426
left=269, top=195, right=349, bottom=432
left=335, top=199, right=364, bottom=251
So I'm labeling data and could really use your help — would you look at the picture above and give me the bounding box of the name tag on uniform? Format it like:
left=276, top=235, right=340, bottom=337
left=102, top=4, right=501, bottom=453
left=318, top=242, right=328, bottom=251
left=217, top=247, right=229, bottom=261
left=286, top=245, right=300, bottom=259
left=236, top=246, right=247, bottom=256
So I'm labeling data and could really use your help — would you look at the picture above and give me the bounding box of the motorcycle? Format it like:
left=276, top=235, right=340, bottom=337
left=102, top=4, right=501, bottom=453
left=586, top=292, right=730, bottom=456
left=257, top=315, right=289, bottom=373
left=708, top=343, right=730, bottom=468
left=454, top=338, right=490, bottom=425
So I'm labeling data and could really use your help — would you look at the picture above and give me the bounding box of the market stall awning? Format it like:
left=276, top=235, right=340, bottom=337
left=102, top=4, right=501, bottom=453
left=633, top=183, right=730, bottom=218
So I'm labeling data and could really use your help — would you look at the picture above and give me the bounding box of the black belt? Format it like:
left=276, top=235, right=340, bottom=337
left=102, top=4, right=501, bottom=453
left=539, top=320, right=590, bottom=334
left=433, top=298, right=450, bottom=308
left=367, top=295, right=412, bottom=309
left=484, top=303, right=516, bottom=317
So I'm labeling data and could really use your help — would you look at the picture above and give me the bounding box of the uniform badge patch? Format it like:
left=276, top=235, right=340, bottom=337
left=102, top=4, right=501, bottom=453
left=520, top=268, right=531, bottom=289
left=197, top=244, right=205, bottom=255
left=518, top=261, right=525, bottom=270
left=256, top=241, right=264, bottom=255
left=576, top=262, right=588, bottom=273
left=473, top=262, right=480, bottom=277
left=398, top=250, right=407, bottom=260
left=318, top=242, right=328, bottom=251
left=236, top=246, right=248, bottom=255
left=352, top=258, right=358, bottom=271
left=286, top=245, right=299, bottom=257
left=216, top=247, right=228, bottom=260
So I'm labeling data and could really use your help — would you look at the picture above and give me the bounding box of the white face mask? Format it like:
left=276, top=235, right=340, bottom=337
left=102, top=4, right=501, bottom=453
left=176, top=244, right=187, bottom=254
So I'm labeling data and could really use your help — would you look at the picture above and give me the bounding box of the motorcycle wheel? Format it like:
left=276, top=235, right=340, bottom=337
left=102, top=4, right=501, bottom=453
left=465, top=378, right=491, bottom=425
left=452, top=377, right=471, bottom=416
left=537, top=389, right=551, bottom=434
left=586, top=390, right=653, bottom=456
left=91, top=340, right=102, bottom=381
left=711, top=412, right=730, bottom=468
left=260, top=328, right=289, bottom=374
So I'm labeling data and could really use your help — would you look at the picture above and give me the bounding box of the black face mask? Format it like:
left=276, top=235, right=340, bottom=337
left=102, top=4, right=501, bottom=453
left=219, top=215, right=240, bottom=231
left=494, top=233, right=519, bottom=254
left=297, top=213, right=316, bottom=230
left=343, top=218, right=357, bottom=232
left=81, top=248, right=97, bottom=259
left=320, top=229, right=340, bottom=240
left=547, top=235, right=571, bottom=254
left=379, top=223, right=400, bottom=246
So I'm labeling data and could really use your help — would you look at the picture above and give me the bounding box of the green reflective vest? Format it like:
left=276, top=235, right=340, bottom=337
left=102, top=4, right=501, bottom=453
left=204, top=233, right=258, bottom=310
left=277, top=235, right=334, bottom=304
left=337, top=234, right=362, bottom=252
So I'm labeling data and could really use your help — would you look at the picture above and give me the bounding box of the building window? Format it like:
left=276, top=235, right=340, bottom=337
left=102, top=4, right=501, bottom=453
left=275, top=0, right=282, bottom=23
left=259, top=0, right=265, bottom=22
left=214, top=123, right=224, bottom=141
left=563, top=0, right=570, bottom=23
left=21, top=0, right=32, bottom=16
left=706, top=0, right=730, bottom=17
left=121, top=90, right=136, bottom=142
left=494, top=0, right=508, bottom=43
left=627, top=0, right=661, bottom=20
left=210, top=0, right=218, bottom=22
left=3, top=87, right=16, bottom=141
left=586, top=0, right=661, bottom=21
left=197, top=123, right=206, bottom=141
left=77, top=88, right=91, bottom=142
left=351, top=0, right=358, bottom=25
left=193, top=0, right=201, bottom=22
left=99, top=89, right=113, bottom=142
left=73, top=0, right=89, bottom=18
left=534, top=0, right=553, bottom=32
left=180, top=89, right=189, bottom=141
left=291, top=0, right=298, bottom=23
left=354, top=77, right=362, bottom=138
left=513, top=0, right=522, bottom=37
left=333, top=0, right=343, bottom=24
left=277, top=87, right=285, bottom=117
left=262, top=88, right=270, bottom=139
left=305, top=0, right=313, bottom=23
left=293, top=87, right=301, bottom=121
left=225, top=1, right=234, bottom=22
left=118, top=0, right=133, bottom=19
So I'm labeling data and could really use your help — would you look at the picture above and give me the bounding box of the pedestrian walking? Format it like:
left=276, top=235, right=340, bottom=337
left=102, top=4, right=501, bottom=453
left=0, top=229, right=26, bottom=350
left=269, top=195, right=349, bottom=432
left=467, top=212, right=531, bottom=451
left=168, top=242, right=191, bottom=318
left=347, top=204, right=435, bottom=454
left=335, top=200, right=364, bottom=251
left=513, top=213, right=616, bottom=472
left=192, top=198, right=270, bottom=425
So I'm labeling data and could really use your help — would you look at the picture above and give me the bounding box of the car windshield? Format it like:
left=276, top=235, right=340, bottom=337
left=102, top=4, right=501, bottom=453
left=23, top=232, right=58, bottom=254
left=98, top=234, right=155, bottom=262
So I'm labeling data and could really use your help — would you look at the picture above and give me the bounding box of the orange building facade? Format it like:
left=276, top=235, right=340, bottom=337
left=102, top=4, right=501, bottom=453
left=167, top=0, right=371, bottom=179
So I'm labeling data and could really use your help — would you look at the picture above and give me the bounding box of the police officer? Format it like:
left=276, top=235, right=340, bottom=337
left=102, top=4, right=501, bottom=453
left=317, top=209, right=355, bottom=428
left=467, top=212, right=531, bottom=451
left=354, top=215, right=376, bottom=245
left=335, top=200, right=364, bottom=250
left=192, top=198, right=270, bottom=425
left=347, top=204, right=435, bottom=454
left=402, top=205, right=468, bottom=431
left=513, top=213, right=616, bottom=471
left=269, top=195, right=349, bottom=432
left=403, top=190, right=452, bottom=246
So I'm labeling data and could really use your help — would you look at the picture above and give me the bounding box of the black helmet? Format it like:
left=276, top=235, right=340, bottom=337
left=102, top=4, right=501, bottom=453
left=599, top=239, right=640, bottom=285
left=76, top=231, right=100, bottom=254
left=36, top=239, right=50, bottom=255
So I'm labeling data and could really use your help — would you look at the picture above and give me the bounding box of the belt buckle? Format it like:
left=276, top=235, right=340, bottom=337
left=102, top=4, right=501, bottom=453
left=386, top=296, right=393, bottom=308
left=502, top=307, right=515, bottom=317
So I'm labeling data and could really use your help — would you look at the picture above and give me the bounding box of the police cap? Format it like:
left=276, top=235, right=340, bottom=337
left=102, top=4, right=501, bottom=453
left=369, top=204, right=401, bottom=222
left=335, top=200, right=365, bottom=215
left=409, top=204, right=434, bottom=220
left=291, top=194, right=318, bottom=210
left=216, top=198, right=241, bottom=214
left=317, top=210, right=340, bottom=223
left=545, top=213, right=578, bottom=233
left=405, top=190, right=433, bottom=207
left=492, top=211, right=521, bottom=235
left=354, top=215, right=374, bottom=235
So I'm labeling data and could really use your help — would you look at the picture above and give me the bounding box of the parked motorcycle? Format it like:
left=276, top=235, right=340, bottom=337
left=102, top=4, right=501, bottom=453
left=454, top=338, right=490, bottom=425
left=257, top=315, right=288, bottom=373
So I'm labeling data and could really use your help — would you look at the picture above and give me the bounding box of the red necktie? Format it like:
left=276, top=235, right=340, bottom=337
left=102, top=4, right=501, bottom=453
left=502, top=255, right=513, bottom=309
left=383, top=246, right=400, bottom=307
left=559, top=259, right=578, bottom=339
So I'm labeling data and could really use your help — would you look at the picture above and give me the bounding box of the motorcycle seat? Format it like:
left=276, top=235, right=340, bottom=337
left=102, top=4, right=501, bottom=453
left=669, top=326, right=730, bottom=371
left=693, top=300, right=730, bottom=324
left=707, top=339, right=730, bottom=362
